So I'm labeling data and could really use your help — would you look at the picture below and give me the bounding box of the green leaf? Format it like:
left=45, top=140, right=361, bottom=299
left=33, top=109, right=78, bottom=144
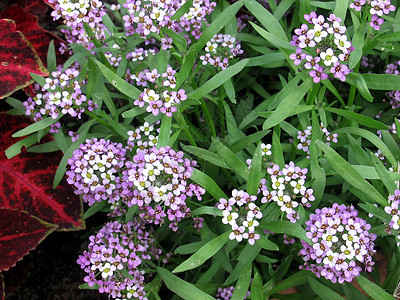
left=266, top=270, right=309, bottom=296
left=333, top=0, right=348, bottom=25
left=362, top=73, right=400, bottom=90
left=323, top=107, right=388, bottom=130
left=263, top=221, right=312, bottom=244
left=190, top=169, right=228, bottom=200
left=308, top=277, right=346, bottom=300
left=346, top=73, right=373, bottom=102
left=356, top=275, right=394, bottom=300
left=256, top=234, right=279, bottom=251
left=244, top=0, right=287, bottom=39
left=157, top=115, right=172, bottom=148
left=246, top=53, right=286, bottom=67
left=171, top=0, right=193, bottom=20
left=191, top=206, right=223, bottom=217
left=158, top=267, right=214, bottom=300
left=316, top=140, right=387, bottom=206
left=272, top=129, right=284, bottom=167
left=181, top=144, right=229, bottom=169
left=231, top=262, right=252, bottom=300
left=263, top=78, right=312, bottom=130
left=175, top=241, right=207, bottom=255
left=172, top=231, right=230, bottom=273
left=5, top=134, right=38, bottom=158
left=249, top=22, right=294, bottom=50
left=122, top=107, right=146, bottom=118
left=336, top=127, right=397, bottom=167
left=213, top=139, right=249, bottom=180
left=230, top=130, right=270, bottom=153
left=125, top=205, right=139, bottom=223
left=370, top=152, right=396, bottom=194
left=247, top=143, right=262, bottom=195
left=224, top=79, right=236, bottom=104
left=83, top=201, right=107, bottom=220
left=95, top=60, right=141, bottom=99
left=12, top=117, right=60, bottom=137
left=47, top=40, right=57, bottom=73
left=348, top=24, right=365, bottom=69
left=250, top=270, right=264, bottom=300
left=187, top=59, right=249, bottom=100
left=27, top=141, right=59, bottom=153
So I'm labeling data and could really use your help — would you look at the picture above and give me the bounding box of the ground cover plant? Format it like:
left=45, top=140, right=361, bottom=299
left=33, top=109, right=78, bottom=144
left=3, top=0, right=400, bottom=299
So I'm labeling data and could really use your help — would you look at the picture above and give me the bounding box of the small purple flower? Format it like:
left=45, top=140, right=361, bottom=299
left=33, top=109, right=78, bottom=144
left=370, top=14, right=384, bottom=30
left=330, top=62, right=350, bottom=81
left=289, top=48, right=306, bottom=65
left=309, top=65, right=328, bottom=83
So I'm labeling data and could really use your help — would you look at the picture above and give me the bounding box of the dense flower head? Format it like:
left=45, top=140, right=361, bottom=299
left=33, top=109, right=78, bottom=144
left=300, top=204, right=376, bottom=283
left=199, top=34, right=244, bottom=70
left=290, top=12, right=353, bottom=83
left=350, top=0, right=395, bottom=30
left=385, top=60, right=400, bottom=109
left=217, top=189, right=262, bottom=245
left=49, top=0, right=108, bottom=52
left=215, top=286, right=250, bottom=299
left=77, top=219, right=162, bottom=299
left=23, top=65, right=98, bottom=122
left=121, top=0, right=215, bottom=43
left=130, top=66, right=187, bottom=117
left=126, top=121, right=161, bottom=152
left=260, top=162, right=314, bottom=222
left=118, top=146, right=205, bottom=230
left=384, top=189, right=400, bottom=244
left=297, top=123, right=338, bottom=157
left=66, top=138, right=127, bottom=206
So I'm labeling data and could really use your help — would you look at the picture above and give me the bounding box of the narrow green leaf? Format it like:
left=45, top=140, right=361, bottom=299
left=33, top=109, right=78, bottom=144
left=157, top=115, right=172, bottom=148
left=333, top=0, right=348, bottom=25
left=266, top=270, right=308, bottom=296
left=125, top=205, right=139, bottom=223
left=175, top=241, right=207, bottom=255
left=272, top=129, right=284, bottom=167
left=231, top=262, right=252, bottom=300
left=230, top=130, right=270, bottom=153
left=122, top=107, right=146, bottom=118
left=250, top=22, right=294, bottom=50
left=46, top=40, right=57, bottom=73
left=356, top=275, right=394, bottom=300
left=181, top=144, right=229, bottom=169
left=5, top=134, right=38, bottom=158
left=336, top=127, right=397, bottom=167
left=246, top=53, right=286, bottom=67
left=27, top=141, right=60, bottom=153
left=362, top=73, right=400, bottom=90
left=171, top=0, right=193, bottom=20
left=308, top=277, right=346, bottom=300
left=263, top=221, right=312, bottom=244
left=191, top=206, right=223, bottom=217
left=190, top=169, right=228, bottom=200
left=244, top=0, right=287, bottom=39
left=348, top=24, right=365, bottom=69
left=370, top=152, right=396, bottom=194
left=95, top=60, right=141, bottom=99
left=213, top=139, right=249, bottom=180
left=157, top=267, right=214, bottom=300
left=346, top=73, right=373, bottom=102
left=224, top=79, right=236, bottom=104
left=263, top=78, right=312, bottom=130
left=173, top=231, right=230, bottom=273
left=188, top=59, right=249, bottom=100
left=316, top=140, right=387, bottom=206
left=12, top=116, right=60, bottom=137
left=256, top=234, right=279, bottom=251
left=247, top=143, right=262, bottom=195
left=250, top=270, right=264, bottom=300
left=323, top=107, right=388, bottom=130
left=83, top=201, right=107, bottom=220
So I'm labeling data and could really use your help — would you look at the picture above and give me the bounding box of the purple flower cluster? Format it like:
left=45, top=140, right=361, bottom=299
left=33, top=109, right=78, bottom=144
left=119, top=146, right=205, bottom=231
left=297, top=123, right=338, bottom=157
left=199, top=34, right=244, bottom=70
left=300, top=204, right=376, bottom=283
left=215, top=286, right=250, bottom=300
left=77, top=219, right=162, bottom=299
left=385, top=60, right=400, bottom=109
left=22, top=65, right=98, bottom=122
left=290, top=12, right=353, bottom=83
left=217, top=189, right=262, bottom=245
left=384, top=190, right=400, bottom=244
left=127, top=121, right=161, bottom=152
left=49, top=0, right=107, bottom=52
left=66, top=138, right=127, bottom=206
left=130, top=66, right=187, bottom=117
left=350, top=0, right=395, bottom=30
left=121, top=0, right=215, bottom=42
left=260, top=162, right=314, bottom=223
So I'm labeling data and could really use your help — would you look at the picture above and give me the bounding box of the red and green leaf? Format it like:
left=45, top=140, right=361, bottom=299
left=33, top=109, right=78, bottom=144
left=0, top=114, right=84, bottom=230
left=0, top=5, right=67, bottom=66
left=0, top=208, right=58, bottom=272
left=0, top=19, right=48, bottom=99
left=17, top=0, right=49, bottom=16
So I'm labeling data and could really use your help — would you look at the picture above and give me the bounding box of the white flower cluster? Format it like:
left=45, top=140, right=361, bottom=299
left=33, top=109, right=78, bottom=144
left=127, top=121, right=160, bottom=151
left=297, top=123, right=338, bottom=158
left=55, top=0, right=92, bottom=17
left=217, top=190, right=262, bottom=245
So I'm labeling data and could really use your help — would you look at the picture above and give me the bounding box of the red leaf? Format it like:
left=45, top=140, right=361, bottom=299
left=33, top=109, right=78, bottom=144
left=0, top=208, right=58, bottom=272
left=0, top=19, right=48, bottom=99
left=42, top=0, right=56, bottom=9
left=0, top=5, right=68, bottom=67
left=0, top=273, right=4, bottom=300
left=17, top=0, right=49, bottom=15
left=0, top=113, right=85, bottom=230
